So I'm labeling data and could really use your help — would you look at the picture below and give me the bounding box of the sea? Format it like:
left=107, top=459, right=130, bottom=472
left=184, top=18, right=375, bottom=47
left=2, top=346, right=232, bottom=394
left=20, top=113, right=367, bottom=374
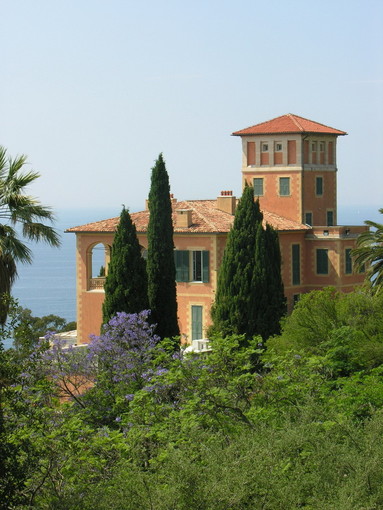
left=2, top=207, right=120, bottom=349
left=2, top=204, right=381, bottom=350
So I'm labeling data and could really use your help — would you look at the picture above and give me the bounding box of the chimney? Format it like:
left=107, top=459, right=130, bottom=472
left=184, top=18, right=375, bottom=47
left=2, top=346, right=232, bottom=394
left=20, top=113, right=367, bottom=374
left=216, top=190, right=236, bottom=215
left=176, top=209, right=193, bottom=228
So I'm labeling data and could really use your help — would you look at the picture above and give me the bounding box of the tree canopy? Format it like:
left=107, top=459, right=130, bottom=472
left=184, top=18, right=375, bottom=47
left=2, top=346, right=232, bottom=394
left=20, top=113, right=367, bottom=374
left=146, top=154, right=179, bottom=343
left=352, top=207, right=383, bottom=294
left=211, top=185, right=286, bottom=340
left=0, top=147, right=60, bottom=324
left=102, top=207, right=148, bottom=324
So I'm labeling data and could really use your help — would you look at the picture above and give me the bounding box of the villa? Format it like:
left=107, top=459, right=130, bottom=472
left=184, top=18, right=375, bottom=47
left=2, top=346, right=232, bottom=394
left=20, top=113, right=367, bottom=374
left=67, top=114, right=367, bottom=344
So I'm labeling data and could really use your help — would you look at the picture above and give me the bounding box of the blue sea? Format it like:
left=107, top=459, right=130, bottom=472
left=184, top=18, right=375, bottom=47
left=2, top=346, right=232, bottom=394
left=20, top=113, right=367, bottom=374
left=3, top=208, right=119, bottom=349
left=2, top=204, right=381, bottom=350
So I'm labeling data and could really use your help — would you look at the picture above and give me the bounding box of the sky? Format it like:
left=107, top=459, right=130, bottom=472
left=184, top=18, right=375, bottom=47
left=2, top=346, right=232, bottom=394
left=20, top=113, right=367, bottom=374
left=1, top=0, right=383, bottom=226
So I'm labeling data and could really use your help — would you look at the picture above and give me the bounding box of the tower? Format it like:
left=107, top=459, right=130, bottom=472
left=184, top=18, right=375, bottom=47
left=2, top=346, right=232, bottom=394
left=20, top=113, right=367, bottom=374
left=232, top=113, right=347, bottom=226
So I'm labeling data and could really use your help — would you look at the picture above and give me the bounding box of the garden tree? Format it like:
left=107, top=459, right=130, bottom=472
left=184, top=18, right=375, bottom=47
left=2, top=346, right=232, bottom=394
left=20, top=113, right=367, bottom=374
left=262, top=224, right=286, bottom=336
left=211, top=185, right=285, bottom=340
left=147, top=153, right=179, bottom=343
left=352, top=207, right=383, bottom=294
left=9, top=304, right=76, bottom=355
left=0, top=147, right=60, bottom=324
left=102, top=207, right=149, bottom=324
left=267, top=287, right=383, bottom=375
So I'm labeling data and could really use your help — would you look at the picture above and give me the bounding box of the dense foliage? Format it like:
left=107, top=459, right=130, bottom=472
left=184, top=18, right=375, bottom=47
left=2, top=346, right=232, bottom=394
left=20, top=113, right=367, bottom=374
left=2, top=287, right=383, bottom=508
left=211, top=186, right=286, bottom=340
left=352, top=207, right=383, bottom=294
left=147, top=153, right=179, bottom=343
left=0, top=147, right=60, bottom=324
left=102, top=207, right=149, bottom=324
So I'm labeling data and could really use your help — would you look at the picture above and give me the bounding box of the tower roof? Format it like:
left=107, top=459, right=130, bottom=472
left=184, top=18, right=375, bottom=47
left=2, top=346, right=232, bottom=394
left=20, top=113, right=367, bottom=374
left=232, top=113, right=347, bottom=136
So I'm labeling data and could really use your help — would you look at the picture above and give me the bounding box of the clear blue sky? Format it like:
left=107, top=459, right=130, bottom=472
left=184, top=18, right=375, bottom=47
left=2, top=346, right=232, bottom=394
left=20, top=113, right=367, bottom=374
left=2, top=0, right=382, bottom=223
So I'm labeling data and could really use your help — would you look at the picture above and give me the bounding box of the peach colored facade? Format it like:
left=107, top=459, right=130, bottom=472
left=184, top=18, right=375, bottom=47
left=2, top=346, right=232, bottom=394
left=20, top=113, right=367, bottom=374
left=68, top=114, right=368, bottom=345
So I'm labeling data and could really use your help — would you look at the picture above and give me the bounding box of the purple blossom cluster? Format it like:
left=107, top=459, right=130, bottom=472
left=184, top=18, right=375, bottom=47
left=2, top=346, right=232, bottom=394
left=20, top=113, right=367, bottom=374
left=88, top=310, right=160, bottom=386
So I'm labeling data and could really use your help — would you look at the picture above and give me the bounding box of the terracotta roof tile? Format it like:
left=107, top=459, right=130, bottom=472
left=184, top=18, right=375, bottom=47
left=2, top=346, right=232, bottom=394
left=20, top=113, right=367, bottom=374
left=232, top=113, right=347, bottom=136
left=66, top=199, right=309, bottom=234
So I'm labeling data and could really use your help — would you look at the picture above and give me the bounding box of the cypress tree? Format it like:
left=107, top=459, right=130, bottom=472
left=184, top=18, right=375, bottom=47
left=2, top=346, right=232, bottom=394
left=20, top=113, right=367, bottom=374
left=211, top=185, right=261, bottom=338
left=211, top=186, right=286, bottom=340
left=262, top=224, right=287, bottom=337
left=102, top=207, right=149, bottom=324
left=147, top=154, right=179, bottom=342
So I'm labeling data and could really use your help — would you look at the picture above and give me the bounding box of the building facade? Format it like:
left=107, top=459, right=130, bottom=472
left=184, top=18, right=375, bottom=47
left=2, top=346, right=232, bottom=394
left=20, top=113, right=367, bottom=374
left=68, top=114, right=367, bottom=344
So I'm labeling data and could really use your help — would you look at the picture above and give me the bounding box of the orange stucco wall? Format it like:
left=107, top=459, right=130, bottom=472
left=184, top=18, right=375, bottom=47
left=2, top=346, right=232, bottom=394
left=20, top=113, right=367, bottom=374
left=75, top=225, right=366, bottom=344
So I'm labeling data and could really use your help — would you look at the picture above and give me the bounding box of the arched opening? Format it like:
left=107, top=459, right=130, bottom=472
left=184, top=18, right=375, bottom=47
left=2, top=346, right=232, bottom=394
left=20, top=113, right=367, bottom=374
left=87, top=243, right=111, bottom=290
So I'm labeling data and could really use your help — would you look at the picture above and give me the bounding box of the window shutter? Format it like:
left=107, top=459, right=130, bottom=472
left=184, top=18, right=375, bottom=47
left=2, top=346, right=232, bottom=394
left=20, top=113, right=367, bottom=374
left=202, top=251, right=209, bottom=283
left=191, top=305, right=203, bottom=340
left=174, top=250, right=190, bottom=282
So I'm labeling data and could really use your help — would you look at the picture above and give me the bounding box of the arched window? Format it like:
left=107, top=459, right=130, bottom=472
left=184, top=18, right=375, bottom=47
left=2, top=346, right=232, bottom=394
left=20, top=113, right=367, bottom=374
left=87, top=243, right=111, bottom=290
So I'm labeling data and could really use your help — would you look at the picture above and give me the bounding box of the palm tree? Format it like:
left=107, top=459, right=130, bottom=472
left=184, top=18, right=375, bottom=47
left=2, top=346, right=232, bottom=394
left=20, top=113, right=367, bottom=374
left=352, top=208, right=383, bottom=294
left=0, top=147, right=60, bottom=324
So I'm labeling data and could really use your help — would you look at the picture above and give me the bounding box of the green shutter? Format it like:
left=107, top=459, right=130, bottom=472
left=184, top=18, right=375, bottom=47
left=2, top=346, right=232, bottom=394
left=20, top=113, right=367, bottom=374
left=345, top=249, right=352, bottom=274
left=202, top=251, right=209, bottom=283
left=316, top=249, right=329, bottom=275
left=174, top=250, right=190, bottom=282
left=292, top=244, right=300, bottom=285
left=191, top=305, right=203, bottom=340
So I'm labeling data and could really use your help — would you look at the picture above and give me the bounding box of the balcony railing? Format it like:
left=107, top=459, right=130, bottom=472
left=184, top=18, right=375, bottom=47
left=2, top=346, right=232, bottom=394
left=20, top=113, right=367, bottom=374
left=89, top=277, right=106, bottom=290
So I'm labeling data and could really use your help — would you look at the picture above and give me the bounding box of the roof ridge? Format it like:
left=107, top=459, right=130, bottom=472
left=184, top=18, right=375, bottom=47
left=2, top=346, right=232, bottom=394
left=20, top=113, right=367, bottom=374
left=288, top=113, right=305, bottom=132
left=182, top=200, right=218, bottom=230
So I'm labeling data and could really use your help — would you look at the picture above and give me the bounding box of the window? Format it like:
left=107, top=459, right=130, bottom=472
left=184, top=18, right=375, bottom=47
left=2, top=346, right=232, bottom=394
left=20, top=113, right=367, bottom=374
left=319, top=142, right=325, bottom=164
left=345, top=248, right=352, bottom=274
left=312, top=142, right=317, bottom=164
left=279, top=177, right=290, bottom=196
left=262, top=143, right=268, bottom=152
left=253, top=177, right=264, bottom=196
left=174, top=250, right=189, bottom=282
left=292, top=244, right=300, bottom=285
left=174, top=250, right=209, bottom=282
left=274, top=142, right=283, bottom=164
left=316, top=249, right=329, bottom=275
left=305, top=212, right=313, bottom=226
left=327, top=210, right=334, bottom=226
left=316, top=176, right=323, bottom=196
left=191, top=305, right=203, bottom=340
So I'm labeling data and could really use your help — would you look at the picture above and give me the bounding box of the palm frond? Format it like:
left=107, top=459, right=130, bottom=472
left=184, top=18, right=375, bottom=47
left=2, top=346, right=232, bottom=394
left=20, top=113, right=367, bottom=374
left=22, top=222, right=60, bottom=246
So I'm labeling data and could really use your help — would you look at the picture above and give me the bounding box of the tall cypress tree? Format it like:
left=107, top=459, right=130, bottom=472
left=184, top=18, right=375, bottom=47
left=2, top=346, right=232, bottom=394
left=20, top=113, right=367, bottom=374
left=262, top=224, right=286, bottom=337
left=102, top=207, right=149, bottom=324
left=147, top=154, right=179, bottom=342
left=211, top=185, right=261, bottom=338
left=211, top=186, right=286, bottom=340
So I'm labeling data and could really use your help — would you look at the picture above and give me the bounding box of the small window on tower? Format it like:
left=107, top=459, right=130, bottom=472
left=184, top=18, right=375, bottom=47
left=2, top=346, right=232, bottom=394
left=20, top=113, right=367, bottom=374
left=253, top=178, right=264, bottom=196
left=279, top=177, right=290, bottom=196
